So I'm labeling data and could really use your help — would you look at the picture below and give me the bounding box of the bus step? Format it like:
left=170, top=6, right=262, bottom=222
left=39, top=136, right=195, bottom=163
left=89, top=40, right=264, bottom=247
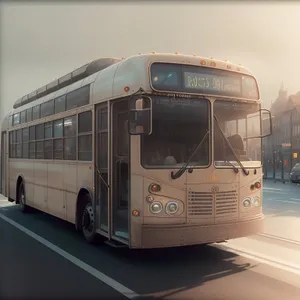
left=105, top=240, right=127, bottom=248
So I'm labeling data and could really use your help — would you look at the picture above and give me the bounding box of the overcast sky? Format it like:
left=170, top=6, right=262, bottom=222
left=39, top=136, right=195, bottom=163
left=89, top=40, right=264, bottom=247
left=1, top=2, right=300, bottom=122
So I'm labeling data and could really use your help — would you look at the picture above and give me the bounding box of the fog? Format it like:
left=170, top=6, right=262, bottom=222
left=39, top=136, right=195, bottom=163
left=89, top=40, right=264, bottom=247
left=1, top=2, right=300, bottom=121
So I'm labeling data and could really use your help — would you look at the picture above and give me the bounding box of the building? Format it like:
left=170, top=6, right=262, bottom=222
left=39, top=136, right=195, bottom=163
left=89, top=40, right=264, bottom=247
left=263, top=84, right=300, bottom=180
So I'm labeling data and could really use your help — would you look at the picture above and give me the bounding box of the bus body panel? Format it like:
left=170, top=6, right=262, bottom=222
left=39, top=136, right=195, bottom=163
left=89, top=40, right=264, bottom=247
left=1, top=53, right=266, bottom=249
left=8, top=159, right=93, bottom=223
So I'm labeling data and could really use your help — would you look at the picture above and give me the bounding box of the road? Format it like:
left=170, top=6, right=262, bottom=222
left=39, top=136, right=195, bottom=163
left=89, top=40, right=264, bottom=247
left=1, top=181, right=300, bottom=300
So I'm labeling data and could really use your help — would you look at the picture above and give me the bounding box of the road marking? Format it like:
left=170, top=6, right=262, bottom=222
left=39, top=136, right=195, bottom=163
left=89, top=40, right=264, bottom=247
left=263, top=187, right=283, bottom=191
left=264, top=199, right=300, bottom=205
left=216, top=243, right=300, bottom=276
left=258, top=233, right=300, bottom=246
left=263, top=190, right=286, bottom=194
left=0, top=213, right=139, bottom=299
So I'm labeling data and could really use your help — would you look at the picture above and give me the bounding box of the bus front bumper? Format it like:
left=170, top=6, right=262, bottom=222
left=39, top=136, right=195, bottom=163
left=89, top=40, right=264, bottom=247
left=139, top=216, right=263, bottom=249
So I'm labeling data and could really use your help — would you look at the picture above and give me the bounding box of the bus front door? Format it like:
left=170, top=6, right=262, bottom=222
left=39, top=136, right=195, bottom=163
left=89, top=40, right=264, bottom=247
left=111, top=101, right=130, bottom=241
left=0, top=131, right=7, bottom=196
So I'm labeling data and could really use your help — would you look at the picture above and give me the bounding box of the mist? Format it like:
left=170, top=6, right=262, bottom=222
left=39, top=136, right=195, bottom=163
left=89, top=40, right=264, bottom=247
left=1, top=2, right=300, bottom=121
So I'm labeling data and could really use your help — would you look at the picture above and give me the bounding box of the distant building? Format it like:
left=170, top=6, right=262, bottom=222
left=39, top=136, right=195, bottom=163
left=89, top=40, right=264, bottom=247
left=263, top=84, right=300, bottom=178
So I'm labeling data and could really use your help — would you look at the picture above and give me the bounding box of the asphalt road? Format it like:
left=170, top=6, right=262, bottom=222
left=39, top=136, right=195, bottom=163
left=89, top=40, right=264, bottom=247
left=1, top=183, right=300, bottom=300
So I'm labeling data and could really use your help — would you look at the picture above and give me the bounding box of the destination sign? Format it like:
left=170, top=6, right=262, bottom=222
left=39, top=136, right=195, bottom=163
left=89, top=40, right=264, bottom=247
left=150, top=63, right=259, bottom=100
left=184, top=72, right=241, bottom=95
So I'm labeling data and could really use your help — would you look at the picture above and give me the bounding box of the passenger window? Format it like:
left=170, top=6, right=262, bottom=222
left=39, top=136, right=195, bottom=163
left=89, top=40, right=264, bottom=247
left=29, top=126, right=35, bottom=141
left=29, top=142, right=36, bottom=159
left=44, top=140, right=53, bottom=159
left=64, top=137, right=76, bottom=160
left=32, top=105, right=40, bottom=120
left=54, top=95, right=66, bottom=114
left=22, top=128, right=29, bottom=142
left=41, top=100, right=54, bottom=117
left=36, top=141, right=44, bottom=159
left=13, top=113, right=20, bottom=126
left=54, top=119, right=63, bottom=137
left=36, top=124, right=44, bottom=140
left=53, top=138, right=63, bottom=160
left=45, top=122, right=53, bottom=139
left=20, top=111, right=26, bottom=124
left=26, top=108, right=32, bottom=122
left=66, top=85, right=89, bottom=110
left=78, top=111, right=92, bottom=133
left=78, top=135, right=92, bottom=161
left=64, top=116, right=76, bottom=137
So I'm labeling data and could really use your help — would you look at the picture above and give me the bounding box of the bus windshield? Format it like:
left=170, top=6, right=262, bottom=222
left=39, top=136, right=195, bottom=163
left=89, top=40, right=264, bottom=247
left=141, top=96, right=210, bottom=168
left=214, top=100, right=262, bottom=168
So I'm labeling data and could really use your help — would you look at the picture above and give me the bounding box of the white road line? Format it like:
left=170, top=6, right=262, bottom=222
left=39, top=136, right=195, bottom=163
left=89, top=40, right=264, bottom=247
left=216, top=243, right=300, bottom=276
left=0, top=213, right=139, bottom=299
left=258, top=233, right=300, bottom=246
left=264, top=199, right=300, bottom=205
left=263, top=187, right=283, bottom=191
left=263, top=190, right=286, bottom=194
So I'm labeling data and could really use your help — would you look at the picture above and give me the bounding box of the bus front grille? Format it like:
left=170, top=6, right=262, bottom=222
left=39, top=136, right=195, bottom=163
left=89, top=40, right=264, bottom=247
left=215, top=190, right=238, bottom=216
left=188, top=191, right=213, bottom=216
left=188, top=189, right=238, bottom=217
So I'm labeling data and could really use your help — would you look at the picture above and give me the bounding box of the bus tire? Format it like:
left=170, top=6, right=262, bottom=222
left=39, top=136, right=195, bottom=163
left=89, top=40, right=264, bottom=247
left=18, top=181, right=28, bottom=213
left=81, top=194, right=97, bottom=244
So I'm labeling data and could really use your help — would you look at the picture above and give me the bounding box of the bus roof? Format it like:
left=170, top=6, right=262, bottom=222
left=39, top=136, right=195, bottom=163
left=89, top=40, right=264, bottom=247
left=7, top=53, right=256, bottom=118
left=13, top=57, right=121, bottom=109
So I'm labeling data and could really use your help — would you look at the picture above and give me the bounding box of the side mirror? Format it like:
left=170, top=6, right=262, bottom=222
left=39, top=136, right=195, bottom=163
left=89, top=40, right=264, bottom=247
left=261, top=109, right=272, bottom=137
left=128, top=96, right=152, bottom=135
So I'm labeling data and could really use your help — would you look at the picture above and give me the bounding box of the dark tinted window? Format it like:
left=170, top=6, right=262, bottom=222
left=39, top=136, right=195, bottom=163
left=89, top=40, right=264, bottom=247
left=45, top=122, right=53, bottom=139
left=64, top=137, right=76, bottom=160
left=29, top=126, right=35, bottom=141
left=22, top=143, right=29, bottom=158
left=36, top=141, right=44, bottom=159
left=64, top=116, right=76, bottom=137
left=36, top=124, right=44, bottom=140
left=66, top=85, right=90, bottom=110
left=54, top=95, right=66, bottom=114
left=29, top=142, right=35, bottom=158
left=22, top=128, right=29, bottom=142
left=16, top=130, right=22, bottom=143
left=21, top=111, right=26, bottom=123
left=26, top=108, right=32, bottom=122
left=78, top=135, right=92, bottom=161
left=41, top=100, right=54, bottom=117
left=54, top=139, right=63, bottom=160
left=13, top=113, right=20, bottom=126
left=54, top=119, right=63, bottom=137
left=44, top=140, right=53, bottom=159
left=78, top=111, right=92, bottom=133
left=32, top=105, right=40, bottom=120
left=16, top=144, right=22, bottom=158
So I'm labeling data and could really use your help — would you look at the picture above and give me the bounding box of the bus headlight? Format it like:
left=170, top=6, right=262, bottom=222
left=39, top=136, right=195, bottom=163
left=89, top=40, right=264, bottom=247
left=252, top=196, right=260, bottom=207
left=242, top=198, right=251, bottom=208
left=165, top=202, right=179, bottom=215
left=149, top=202, right=163, bottom=214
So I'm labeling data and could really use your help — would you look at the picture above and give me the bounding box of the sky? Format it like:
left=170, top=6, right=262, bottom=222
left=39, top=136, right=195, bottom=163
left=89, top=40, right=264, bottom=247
left=1, top=2, right=300, bottom=122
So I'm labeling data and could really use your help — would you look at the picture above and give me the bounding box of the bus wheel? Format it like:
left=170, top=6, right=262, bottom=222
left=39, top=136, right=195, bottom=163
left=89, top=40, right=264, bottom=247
left=81, top=196, right=97, bottom=244
left=18, top=181, right=28, bottom=213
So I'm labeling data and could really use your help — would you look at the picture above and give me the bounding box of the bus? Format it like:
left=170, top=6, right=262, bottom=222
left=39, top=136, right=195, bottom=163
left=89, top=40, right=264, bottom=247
left=0, top=53, right=272, bottom=248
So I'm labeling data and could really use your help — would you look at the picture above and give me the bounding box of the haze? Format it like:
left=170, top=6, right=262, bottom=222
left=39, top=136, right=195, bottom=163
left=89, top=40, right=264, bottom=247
left=1, top=2, right=300, bottom=122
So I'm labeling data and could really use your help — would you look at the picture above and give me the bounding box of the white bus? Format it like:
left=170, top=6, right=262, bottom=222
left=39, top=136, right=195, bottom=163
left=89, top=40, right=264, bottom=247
left=0, top=53, right=272, bottom=248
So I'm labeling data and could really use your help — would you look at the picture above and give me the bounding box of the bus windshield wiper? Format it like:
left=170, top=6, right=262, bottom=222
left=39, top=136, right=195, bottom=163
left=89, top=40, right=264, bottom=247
left=225, top=160, right=239, bottom=174
left=171, top=130, right=209, bottom=180
left=214, top=115, right=249, bottom=176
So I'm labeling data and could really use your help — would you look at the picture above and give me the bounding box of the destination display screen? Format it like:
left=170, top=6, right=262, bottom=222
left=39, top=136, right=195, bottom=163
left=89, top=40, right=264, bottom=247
left=150, top=63, right=259, bottom=100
